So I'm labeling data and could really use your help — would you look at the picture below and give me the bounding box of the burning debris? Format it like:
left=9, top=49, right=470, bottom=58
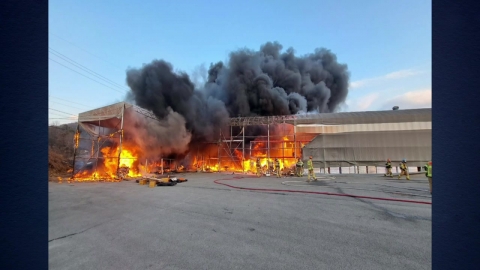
left=71, top=42, right=350, bottom=181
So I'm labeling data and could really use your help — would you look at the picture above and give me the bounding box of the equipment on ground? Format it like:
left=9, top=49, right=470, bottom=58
left=135, top=175, right=187, bottom=187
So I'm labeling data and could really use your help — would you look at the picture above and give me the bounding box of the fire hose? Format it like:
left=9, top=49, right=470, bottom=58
left=213, top=176, right=432, bottom=205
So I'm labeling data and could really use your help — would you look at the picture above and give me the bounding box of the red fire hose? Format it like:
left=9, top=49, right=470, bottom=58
left=213, top=176, right=432, bottom=205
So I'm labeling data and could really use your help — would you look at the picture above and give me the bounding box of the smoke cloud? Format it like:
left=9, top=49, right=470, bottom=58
left=125, top=41, right=350, bottom=156
left=122, top=109, right=192, bottom=158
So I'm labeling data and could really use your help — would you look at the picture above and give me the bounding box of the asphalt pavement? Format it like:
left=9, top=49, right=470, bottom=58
left=49, top=172, right=431, bottom=270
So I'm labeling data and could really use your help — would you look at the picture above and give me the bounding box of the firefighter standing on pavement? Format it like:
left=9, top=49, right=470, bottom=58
left=275, top=158, right=281, bottom=178
left=384, top=159, right=393, bottom=177
left=307, top=156, right=317, bottom=182
left=296, top=158, right=304, bottom=177
left=398, top=159, right=410, bottom=180
left=423, top=161, right=432, bottom=194
left=256, top=158, right=262, bottom=176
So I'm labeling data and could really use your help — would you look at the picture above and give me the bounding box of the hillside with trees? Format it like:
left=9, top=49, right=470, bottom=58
left=48, top=122, right=77, bottom=178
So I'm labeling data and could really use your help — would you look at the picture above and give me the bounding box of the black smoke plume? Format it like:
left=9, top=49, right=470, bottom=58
left=125, top=41, right=350, bottom=156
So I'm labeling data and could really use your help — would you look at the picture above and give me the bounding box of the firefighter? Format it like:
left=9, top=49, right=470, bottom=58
left=307, top=156, right=317, bottom=182
left=268, top=160, right=273, bottom=174
left=296, top=158, right=304, bottom=177
left=384, top=159, right=393, bottom=177
left=398, top=159, right=410, bottom=180
left=423, top=161, right=432, bottom=194
left=275, top=158, right=281, bottom=178
left=256, top=158, right=262, bottom=176
left=250, top=159, right=254, bottom=174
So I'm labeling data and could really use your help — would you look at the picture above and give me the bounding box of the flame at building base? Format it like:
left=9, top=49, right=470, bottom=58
left=187, top=125, right=316, bottom=174
left=72, top=123, right=315, bottom=181
left=73, top=146, right=144, bottom=181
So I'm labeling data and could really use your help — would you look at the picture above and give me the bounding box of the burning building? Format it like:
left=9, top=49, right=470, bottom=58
left=68, top=42, right=430, bottom=180
left=70, top=102, right=315, bottom=180
left=71, top=101, right=431, bottom=180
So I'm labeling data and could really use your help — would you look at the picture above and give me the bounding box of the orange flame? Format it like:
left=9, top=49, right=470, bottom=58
left=74, top=145, right=143, bottom=181
left=192, top=135, right=299, bottom=174
left=72, top=123, right=313, bottom=180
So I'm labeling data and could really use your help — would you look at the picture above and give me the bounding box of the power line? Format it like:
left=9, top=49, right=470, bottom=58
left=49, top=108, right=78, bottom=117
left=49, top=53, right=127, bottom=93
left=49, top=47, right=128, bottom=91
left=49, top=57, right=126, bottom=94
left=49, top=112, right=73, bottom=118
left=50, top=33, right=124, bottom=71
left=49, top=100, right=87, bottom=111
left=49, top=95, right=94, bottom=109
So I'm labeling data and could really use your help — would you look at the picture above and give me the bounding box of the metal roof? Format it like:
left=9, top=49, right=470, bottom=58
left=229, top=108, right=431, bottom=126
left=78, top=102, right=431, bottom=127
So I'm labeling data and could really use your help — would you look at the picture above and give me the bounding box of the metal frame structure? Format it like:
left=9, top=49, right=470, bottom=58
left=210, top=115, right=316, bottom=173
left=71, top=102, right=167, bottom=180
left=71, top=111, right=125, bottom=180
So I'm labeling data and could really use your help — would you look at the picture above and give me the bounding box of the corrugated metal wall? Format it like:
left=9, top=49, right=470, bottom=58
left=303, top=130, right=431, bottom=167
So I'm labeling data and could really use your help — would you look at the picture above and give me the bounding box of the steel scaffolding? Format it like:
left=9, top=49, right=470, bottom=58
left=208, top=116, right=316, bottom=173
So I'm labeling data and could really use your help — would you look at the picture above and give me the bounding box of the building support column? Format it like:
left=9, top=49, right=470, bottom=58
left=116, top=104, right=125, bottom=178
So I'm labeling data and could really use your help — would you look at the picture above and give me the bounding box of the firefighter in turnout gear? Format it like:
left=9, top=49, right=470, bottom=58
left=384, top=159, right=393, bottom=177
left=296, top=158, right=304, bottom=177
left=268, top=160, right=273, bottom=174
left=307, top=156, right=317, bottom=182
left=275, top=158, right=281, bottom=178
left=256, top=158, right=262, bottom=176
left=423, top=161, right=432, bottom=194
left=398, top=159, right=410, bottom=180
